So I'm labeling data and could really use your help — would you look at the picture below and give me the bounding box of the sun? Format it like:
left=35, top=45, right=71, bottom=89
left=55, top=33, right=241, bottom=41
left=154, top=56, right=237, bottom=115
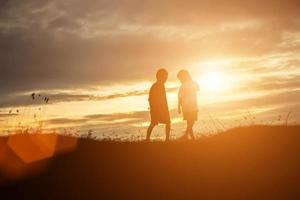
left=198, top=69, right=234, bottom=93
left=194, top=59, right=234, bottom=92
left=200, top=70, right=224, bottom=91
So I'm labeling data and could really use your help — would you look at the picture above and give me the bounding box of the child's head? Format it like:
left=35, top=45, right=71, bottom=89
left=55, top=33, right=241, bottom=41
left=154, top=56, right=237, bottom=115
left=177, top=70, right=192, bottom=83
left=156, top=68, right=168, bottom=83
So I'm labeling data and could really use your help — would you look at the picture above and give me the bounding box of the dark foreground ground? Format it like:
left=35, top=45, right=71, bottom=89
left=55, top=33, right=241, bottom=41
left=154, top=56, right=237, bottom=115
left=1, top=125, right=300, bottom=200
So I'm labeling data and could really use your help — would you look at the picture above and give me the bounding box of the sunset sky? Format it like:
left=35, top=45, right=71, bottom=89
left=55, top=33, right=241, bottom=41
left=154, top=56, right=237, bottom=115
left=0, top=0, right=300, bottom=139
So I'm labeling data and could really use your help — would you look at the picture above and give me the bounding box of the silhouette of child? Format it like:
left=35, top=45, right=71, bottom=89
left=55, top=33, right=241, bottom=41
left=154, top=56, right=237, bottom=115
left=177, top=70, right=199, bottom=140
left=146, top=68, right=171, bottom=141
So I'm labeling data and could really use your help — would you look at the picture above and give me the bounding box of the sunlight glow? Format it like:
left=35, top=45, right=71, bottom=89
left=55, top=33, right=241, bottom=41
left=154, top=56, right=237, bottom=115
left=200, top=70, right=223, bottom=92
left=196, top=59, right=234, bottom=92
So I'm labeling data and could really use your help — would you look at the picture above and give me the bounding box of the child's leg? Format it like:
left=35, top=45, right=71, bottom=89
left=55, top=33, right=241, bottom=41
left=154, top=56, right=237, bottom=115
left=187, top=120, right=195, bottom=140
left=181, top=122, right=188, bottom=139
left=146, top=122, right=156, bottom=141
left=165, top=123, right=171, bottom=141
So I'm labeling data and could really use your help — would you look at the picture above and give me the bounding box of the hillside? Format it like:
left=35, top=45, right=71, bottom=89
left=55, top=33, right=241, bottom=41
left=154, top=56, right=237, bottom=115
left=1, top=125, right=300, bottom=200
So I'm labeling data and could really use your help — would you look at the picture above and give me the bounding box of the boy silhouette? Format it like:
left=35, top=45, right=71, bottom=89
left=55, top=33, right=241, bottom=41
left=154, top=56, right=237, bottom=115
left=146, top=68, right=171, bottom=141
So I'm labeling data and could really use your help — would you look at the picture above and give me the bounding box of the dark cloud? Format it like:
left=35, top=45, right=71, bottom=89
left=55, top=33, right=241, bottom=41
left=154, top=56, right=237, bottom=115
left=40, top=88, right=300, bottom=130
left=0, top=87, right=179, bottom=108
left=235, top=75, right=300, bottom=92
left=5, top=0, right=299, bottom=27
left=1, top=0, right=300, bottom=96
left=0, top=113, right=18, bottom=118
left=85, top=111, right=149, bottom=121
left=42, top=110, right=150, bottom=130
left=45, top=117, right=88, bottom=125
left=203, top=90, right=300, bottom=112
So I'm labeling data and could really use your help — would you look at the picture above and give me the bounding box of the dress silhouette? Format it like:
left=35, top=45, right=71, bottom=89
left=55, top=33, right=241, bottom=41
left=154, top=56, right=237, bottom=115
left=177, top=70, right=199, bottom=140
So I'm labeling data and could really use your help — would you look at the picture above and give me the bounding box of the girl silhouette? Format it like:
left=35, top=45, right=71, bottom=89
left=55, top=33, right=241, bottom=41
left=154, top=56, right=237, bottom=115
left=177, top=70, right=199, bottom=140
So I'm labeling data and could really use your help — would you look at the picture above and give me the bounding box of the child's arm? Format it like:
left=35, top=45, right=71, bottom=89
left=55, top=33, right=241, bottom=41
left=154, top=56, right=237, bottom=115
left=148, top=84, right=154, bottom=103
left=178, top=102, right=181, bottom=114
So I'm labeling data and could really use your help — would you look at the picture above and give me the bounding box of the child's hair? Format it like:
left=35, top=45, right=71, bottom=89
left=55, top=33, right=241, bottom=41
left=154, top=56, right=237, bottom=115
left=156, top=68, right=168, bottom=81
left=177, top=70, right=192, bottom=82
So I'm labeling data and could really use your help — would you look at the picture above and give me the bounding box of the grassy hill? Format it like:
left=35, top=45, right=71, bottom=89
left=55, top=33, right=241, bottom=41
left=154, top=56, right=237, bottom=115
left=1, top=125, right=300, bottom=200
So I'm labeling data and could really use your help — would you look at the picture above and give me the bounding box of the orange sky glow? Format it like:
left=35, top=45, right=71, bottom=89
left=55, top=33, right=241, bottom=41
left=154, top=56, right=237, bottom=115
left=0, top=0, right=300, bottom=139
